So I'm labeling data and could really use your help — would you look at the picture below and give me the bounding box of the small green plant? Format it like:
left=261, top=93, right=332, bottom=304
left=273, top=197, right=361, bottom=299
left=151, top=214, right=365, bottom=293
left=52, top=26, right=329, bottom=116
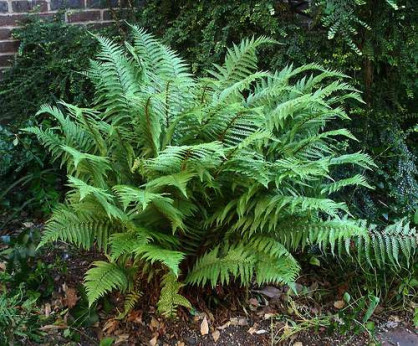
left=272, top=292, right=380, bottom=342
left=0, top=284, right=44, bottom=344
left=26, top=26, right=416, bottom=317
left=0, top=227, right=56, bottom=296
left=0, top=15, right=118, bottom=216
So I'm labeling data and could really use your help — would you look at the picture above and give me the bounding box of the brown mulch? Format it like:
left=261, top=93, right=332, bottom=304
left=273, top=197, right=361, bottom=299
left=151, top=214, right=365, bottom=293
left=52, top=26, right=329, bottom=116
left=1, top=216, right=416, bottom=345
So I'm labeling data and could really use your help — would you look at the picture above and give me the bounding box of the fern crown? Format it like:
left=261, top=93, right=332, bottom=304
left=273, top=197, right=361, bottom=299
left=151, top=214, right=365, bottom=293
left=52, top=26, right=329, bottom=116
left=25, top=26, right=416, bottom=316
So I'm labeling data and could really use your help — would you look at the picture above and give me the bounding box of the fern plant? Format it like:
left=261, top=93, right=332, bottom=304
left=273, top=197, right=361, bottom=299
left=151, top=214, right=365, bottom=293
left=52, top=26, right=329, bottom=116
left=25, top=26, right=416, bottom=317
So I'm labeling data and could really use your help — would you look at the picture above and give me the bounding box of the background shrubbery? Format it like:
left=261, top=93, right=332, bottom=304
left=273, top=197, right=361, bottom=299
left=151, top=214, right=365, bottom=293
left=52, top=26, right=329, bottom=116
left=0, top=16, right=117, bottom=215
left=0, top=1, right=416, bottom=341
left=1, top=1, right=416, bottom=225
left=135, top=0, right=418, bottom=224
left=2, top=1, right=416, bottom=225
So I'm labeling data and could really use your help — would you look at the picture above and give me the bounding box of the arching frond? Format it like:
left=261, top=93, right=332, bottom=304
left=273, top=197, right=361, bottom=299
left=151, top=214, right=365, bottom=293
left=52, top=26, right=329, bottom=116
left=157, top=272, right=191, bottom=318
left=27, top=28, right=415, bottom=318
left=85, top=261, right=129, bottom=306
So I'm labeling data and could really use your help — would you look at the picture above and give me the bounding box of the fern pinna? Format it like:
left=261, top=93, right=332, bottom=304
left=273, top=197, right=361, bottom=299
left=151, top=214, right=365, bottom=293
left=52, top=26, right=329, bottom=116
left=25, top=26, right=417, bottom=317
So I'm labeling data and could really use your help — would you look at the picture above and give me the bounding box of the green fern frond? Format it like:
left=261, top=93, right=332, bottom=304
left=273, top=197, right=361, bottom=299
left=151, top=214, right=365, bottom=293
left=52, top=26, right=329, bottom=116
left=246, top=236, right=300, bottom=285
left=129, top=25, right=193, bottom=84
left=254, top=254, right=299, bottom=285
left=352, top=219, right=417, bottom=268
left=113, top=185, right=162, bottom=211
left=39, top=204, right=121, bottom=250
left=117, top=291, right=142, bottom=320
left=85, top=261, right=129, bottom=306
left=144, top=172, right=196, bottom=198
left=265, top=218, right=367, bottom=253
left=321, top=174, right=373, bottom=194
left=144, top=142, right=225, bottom=174
left=110, top=230, right=150, bottom=261
left=330, top=152, right=376, bottom=170
left=134, top=244, right=185, bottom=276
left=186, top=245, right=256, bottom=287
left=157, top=272, right=191, bottom=318
left=209, top=36, right=277, bottom=87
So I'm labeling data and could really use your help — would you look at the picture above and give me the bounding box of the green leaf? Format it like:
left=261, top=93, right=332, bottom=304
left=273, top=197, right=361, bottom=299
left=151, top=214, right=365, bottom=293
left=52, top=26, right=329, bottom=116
left=100, top=337, right=115, bottom=346
left=343, top=292, right=351, bottom=304
left=309, top=256, right=321, bottom=267
left=84, top=261, right=128, bottom=306
left=362, top=295, right=380, bottom=323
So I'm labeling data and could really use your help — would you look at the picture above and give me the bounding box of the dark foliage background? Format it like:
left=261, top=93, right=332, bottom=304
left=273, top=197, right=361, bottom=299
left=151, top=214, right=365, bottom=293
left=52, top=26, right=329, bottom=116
left=0, top=2, right=416, bottom=342
left=0, top=16, right=116, bottom=216
left=0, top=0, right=416, bottom=225
left=133, top=0, right=417, bottom=224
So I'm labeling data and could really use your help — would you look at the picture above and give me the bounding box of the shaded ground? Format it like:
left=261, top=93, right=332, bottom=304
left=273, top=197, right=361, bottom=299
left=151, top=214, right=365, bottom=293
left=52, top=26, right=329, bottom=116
left=378, top=328, right=418, bottom=346
left=1, top=217, right=417, bottom=345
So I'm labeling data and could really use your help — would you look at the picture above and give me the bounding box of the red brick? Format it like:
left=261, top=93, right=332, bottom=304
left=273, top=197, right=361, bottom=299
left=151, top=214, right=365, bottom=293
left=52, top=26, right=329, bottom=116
left=0, top=40, right=19, bottom=53
left=87, top=21, right=114, bottom=30
left=86, top=0, right=117, bottom=9
left=0, top=2, right=8, bottom=13
left=0, top=14, right=26, bottom=27
left=0, top=28, right=11, bottom=40
left=51, top=0, right=84, bottom=10
left=0, top=54, right=14, bottom=67
left=103, top=9, right=130, bottom=21
left=67, top=10, right=101, bottom=23
left=12, top=1, right=48, bottom=12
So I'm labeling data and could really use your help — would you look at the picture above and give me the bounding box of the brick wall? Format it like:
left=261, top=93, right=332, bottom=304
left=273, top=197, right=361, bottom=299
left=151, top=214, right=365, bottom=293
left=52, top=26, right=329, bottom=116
left=0, top=0, right=122, bottom=69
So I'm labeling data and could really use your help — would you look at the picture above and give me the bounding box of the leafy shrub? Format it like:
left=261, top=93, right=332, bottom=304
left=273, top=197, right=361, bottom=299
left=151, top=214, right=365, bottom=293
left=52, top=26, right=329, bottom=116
left=137, top=0, right=310, bottom=74
left=136, top=0, right=418, bottom=224
left=26, top=27, right=416, bottom=317
left=0, top=15, right=99, bottom=127
left=0, top=15, right=117, bottom=215
left=0, top=227, right=49, bottom=344
left=0, top=227, right=56, bottom=295
left=0, top=285, right=43, bottom=344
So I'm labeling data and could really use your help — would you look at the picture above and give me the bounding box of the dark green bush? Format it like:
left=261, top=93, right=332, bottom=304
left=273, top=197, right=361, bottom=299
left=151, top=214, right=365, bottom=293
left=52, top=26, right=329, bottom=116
left=136, top=0, right=418, bottom=224
left=0, top=15, right=117, bottom=216
left=0, top=15, right=98, bottom=127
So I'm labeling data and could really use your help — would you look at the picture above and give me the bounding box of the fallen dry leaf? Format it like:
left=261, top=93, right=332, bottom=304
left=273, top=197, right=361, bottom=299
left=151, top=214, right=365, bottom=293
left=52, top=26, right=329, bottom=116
left=264, top=313, right=276, bottom=319
left=115, top=334, right=129, bottom=344
left=385, top=320, right=399, bottom=329
left=150, top=316, right=160, bottom=330
left=0, top=262, right=6, bottom=271
left=256, top=329, right=267, bottom=335
left=247, top=324, right=259, bottom=335
left=292, top=342, right=303, bottom=346
left=176, top=342, right=185, bottom=346
left=64, top=287, right=78, bottom=308
left=230, top=317, right=248, bottom=326
left=389, top=315, right=401, bottom=322
left=333, top=300, right=345, bottom=309
left=23, top=222, right=34, bottom=228
left=44, top=303, right=51, bottom=317
left=217, top=321, right=231, bottom=330
left=212, top=330, right=220, bottom=342
left=39, top=324, right=67, bottom=331
left=127, top=310, right=143, bottom=323
left=200, top=316, right=209, bottom=335
left=249, top=298, right=259, bottom=307
left=103, top=319, right=119, bottom=334
left=257, top=286, right=282, bottom=299
left=149, top=335, right=158, bottom=346
left=62, top=282, right=68, bottom=293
